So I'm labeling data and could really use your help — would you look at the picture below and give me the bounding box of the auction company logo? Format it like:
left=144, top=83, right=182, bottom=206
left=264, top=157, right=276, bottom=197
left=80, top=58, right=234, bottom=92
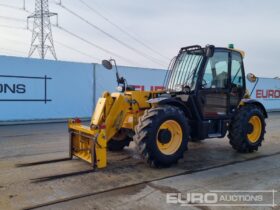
left=0, top=83, right=25, bottom=94
left=0, top=74, right=52, bottom=103
left=166, top=190, right=277, bottom=207
left=256, top=89, right=280, bottom=99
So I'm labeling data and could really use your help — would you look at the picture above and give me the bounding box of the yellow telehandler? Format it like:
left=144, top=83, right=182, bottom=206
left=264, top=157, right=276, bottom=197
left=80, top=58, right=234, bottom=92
left=68, top=44, right=267, bottom=169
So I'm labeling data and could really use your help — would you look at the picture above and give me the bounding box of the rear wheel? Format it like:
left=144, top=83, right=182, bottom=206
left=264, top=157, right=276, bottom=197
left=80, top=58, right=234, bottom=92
left=228, top=104, right=266, bottom=152
left=134, top=106, right=190, bottom=168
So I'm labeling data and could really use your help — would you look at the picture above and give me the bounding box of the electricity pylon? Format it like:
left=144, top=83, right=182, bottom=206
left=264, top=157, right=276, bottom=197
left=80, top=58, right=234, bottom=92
left=28, top=0, right=58, bottom=60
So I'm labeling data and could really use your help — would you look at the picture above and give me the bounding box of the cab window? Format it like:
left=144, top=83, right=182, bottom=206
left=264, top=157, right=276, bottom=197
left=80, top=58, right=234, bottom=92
left=231, top=52, right=244, bottom=88
left=202, top=51, right=229, bottom=89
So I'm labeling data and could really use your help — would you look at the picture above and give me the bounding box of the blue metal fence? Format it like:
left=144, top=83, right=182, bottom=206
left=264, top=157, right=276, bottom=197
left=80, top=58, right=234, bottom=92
left=0, top=55, right=279, bottom=123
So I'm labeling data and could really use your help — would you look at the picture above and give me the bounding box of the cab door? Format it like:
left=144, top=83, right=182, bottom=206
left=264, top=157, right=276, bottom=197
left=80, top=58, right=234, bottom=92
left=229, top=51, right=246, bottom=112
left=197, top=50, right=230, bottom=119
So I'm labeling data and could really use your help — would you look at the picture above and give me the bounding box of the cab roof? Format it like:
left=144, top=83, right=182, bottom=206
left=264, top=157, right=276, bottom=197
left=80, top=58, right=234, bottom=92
left=180, top=45, right=245, bottom=58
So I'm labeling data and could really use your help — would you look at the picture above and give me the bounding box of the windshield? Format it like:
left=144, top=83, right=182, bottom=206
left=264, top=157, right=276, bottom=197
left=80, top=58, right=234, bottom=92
left=164, top=51, right=204, bottom=91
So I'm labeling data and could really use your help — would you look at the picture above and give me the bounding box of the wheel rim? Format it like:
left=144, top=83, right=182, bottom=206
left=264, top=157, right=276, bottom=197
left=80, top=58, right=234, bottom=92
left=247, top=115, right=262, bottom=143
left=156, top=120, right=183, bottom=155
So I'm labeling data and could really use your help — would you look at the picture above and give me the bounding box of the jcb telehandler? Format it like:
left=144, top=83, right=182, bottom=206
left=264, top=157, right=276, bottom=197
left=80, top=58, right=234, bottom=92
left=68, top=44, right=267, bottom=169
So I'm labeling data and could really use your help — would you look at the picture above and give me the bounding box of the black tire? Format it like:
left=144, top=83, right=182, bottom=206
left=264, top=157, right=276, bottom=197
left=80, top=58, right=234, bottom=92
left=133, top=105, right=190, bottom=168
left=228, top=104, right=266, bottom=153
left=107, top=138, right=131, bottom=151
left=107, top=129, right=132, bottom=151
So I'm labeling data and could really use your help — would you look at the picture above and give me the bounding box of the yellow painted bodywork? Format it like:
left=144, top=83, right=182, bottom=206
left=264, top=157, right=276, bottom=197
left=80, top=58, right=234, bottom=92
left=68, top=87, right=252, bottom=169
left=68, top=90, right=162, bottom=168
left=238, top=89, right=251, bottom=107
left=228, top=48, right=245, bottom=58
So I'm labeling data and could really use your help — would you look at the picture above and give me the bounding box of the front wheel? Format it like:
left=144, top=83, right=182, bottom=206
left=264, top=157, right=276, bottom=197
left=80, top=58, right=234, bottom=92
left=134, top=106, right=190, bottom=168
left=228, top=104, right=266, bottom=152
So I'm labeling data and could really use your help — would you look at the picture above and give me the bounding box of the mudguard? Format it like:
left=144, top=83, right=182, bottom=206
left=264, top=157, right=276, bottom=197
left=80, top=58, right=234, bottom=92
left=147, top=97, right=192, bottom=118
left=240, top=98, right=268, bottom=118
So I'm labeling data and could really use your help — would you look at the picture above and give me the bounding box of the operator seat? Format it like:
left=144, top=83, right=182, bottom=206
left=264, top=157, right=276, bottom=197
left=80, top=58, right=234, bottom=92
left=211, top=71, right=228, bottom=88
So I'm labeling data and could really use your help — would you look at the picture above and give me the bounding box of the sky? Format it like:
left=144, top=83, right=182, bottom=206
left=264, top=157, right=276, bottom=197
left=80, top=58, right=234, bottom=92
left=0, top=0, right=279, bottom=77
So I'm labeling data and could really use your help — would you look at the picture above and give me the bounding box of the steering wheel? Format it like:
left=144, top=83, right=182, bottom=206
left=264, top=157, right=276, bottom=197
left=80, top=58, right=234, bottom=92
left=201, top=79, right=208, bottom=88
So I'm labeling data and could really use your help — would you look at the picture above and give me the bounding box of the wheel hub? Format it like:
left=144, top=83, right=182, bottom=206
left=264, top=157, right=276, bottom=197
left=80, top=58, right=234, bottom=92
left=158, top=129, right=172, bottom=144
left=247, top=123, right=254, bottom=134
left=156, top=120, right=183, bottom=155
left=247, top=115, right=262, bottom=143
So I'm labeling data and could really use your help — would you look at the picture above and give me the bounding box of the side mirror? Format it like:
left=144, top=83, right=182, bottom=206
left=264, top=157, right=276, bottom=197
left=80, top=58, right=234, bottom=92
left=247, top=73, right=257, bottom=83
left=205, top=45, right=215, bottom=57
left=102, top=60, right=113, bottom=70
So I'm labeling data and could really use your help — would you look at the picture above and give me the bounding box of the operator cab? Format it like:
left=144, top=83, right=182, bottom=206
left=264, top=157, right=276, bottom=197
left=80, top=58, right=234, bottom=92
left=163, top=45, right=247, bottom=139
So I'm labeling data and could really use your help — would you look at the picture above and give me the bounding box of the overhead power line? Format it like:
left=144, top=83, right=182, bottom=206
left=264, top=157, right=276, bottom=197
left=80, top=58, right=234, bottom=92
left=0, top=47, right=26, bottom=55
left=0, top=2, right=30, bottom=13
left=0, top=9, right=150, bottom=66
left=55, top=26, right=142, bottom=66
left=77, top=0, right=169, bottom=61
left=0, top=14, right=136, bottom=64
left=0, top=3, right=23, bottom=10
left=0, top=15, right=26, bottom=22
left=55, top=40, right=100, bottom=61
left=0, top=33, right=29, bottom=46
left=57, top=3, right=166, bottom=67
left=0, top=24, right=27, bottom=30
left=0, top=22, right=102, bottom=62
